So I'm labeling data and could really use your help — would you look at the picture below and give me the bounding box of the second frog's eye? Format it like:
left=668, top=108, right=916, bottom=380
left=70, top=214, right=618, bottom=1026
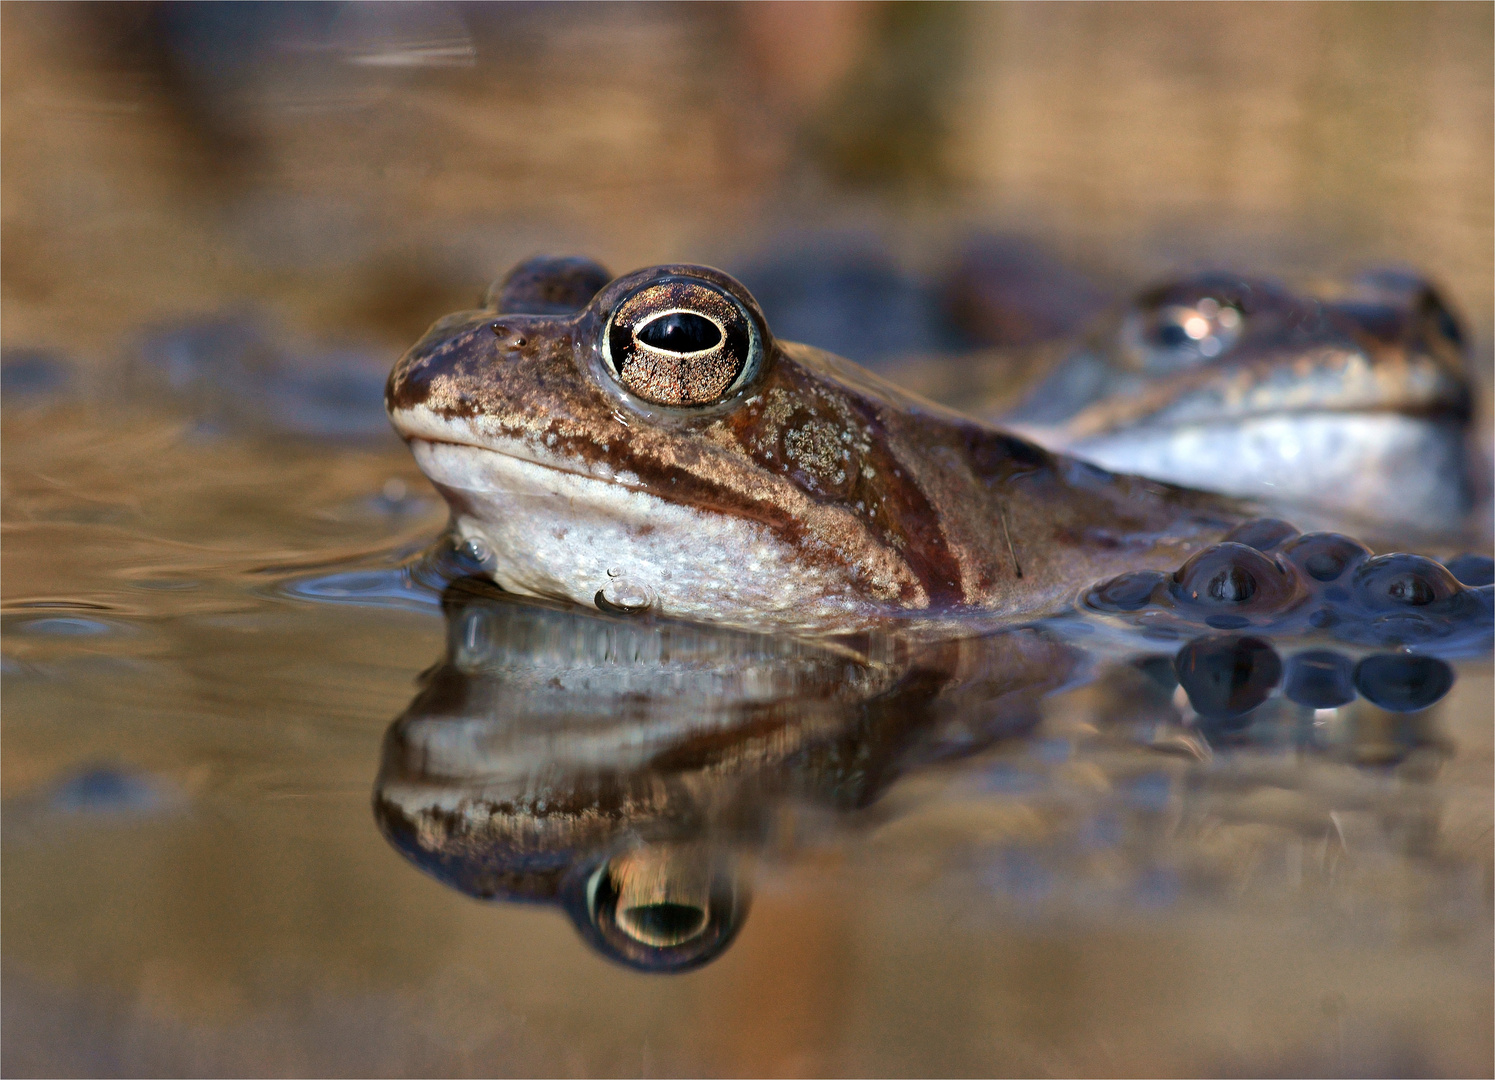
left=601, top=278, right=760, bottom=407
left=1120, top=293, right=1245, bottom=373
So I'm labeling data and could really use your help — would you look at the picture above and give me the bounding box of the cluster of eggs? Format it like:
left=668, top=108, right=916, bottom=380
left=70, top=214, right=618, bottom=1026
left=1083, top=519, right=1492, bottom=724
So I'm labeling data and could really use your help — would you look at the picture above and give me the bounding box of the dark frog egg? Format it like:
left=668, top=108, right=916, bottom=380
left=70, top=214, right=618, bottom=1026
left=1352, top=554, right=1465, bottom=612
left=1220, top=518, right=1300, bottom=553
left=1281, top=532, right=1372, bottom=583
left=1170, top=542, right=1299, bottom=620
left=1084, top=570, right=1167, bottom=613
left=1353, top=653, right=1455, bottom=712
left=1174, top=634, right=1282, bottom=720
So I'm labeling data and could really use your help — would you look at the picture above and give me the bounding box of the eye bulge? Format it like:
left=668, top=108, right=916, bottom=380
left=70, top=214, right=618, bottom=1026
left=601, top=276, right=761, bottom=407
left=1120, top=295, right=1245, bottom=372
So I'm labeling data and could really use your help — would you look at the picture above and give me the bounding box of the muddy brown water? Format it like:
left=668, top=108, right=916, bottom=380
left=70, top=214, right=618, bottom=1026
left=3, top=388, right=1491, bottom=1077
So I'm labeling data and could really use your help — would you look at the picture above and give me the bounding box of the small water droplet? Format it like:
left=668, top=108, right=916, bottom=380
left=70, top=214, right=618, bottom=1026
left=596, top=575, right=654, bottom=614
left=457, top=535, right=494, bottom=570
left=382, top=478, right=408, bottom=502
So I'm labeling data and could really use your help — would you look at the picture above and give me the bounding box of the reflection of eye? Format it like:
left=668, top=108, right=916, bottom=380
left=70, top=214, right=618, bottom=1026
left=571, top=844, right=749, bottom=973
left=602, top=279, right=760, bottom=407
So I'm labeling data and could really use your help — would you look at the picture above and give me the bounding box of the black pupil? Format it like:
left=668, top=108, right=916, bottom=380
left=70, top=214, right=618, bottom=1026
left=1156, top=319, right=1192, bottom=348
left=637, top=312, right=722, bottom=353
left=1304, top=551, right=1347, bottom=581
left=622, top=903, right=706, bottom=941
left=1387, top=575, right=1434, bottom=605
left=1207, top=566, right=1256, bottom=603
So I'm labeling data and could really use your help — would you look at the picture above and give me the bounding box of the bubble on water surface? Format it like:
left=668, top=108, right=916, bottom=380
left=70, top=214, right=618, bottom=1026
left=595, top=572, right=655, bottom=615
left=457, top=536, right=496, bottom=570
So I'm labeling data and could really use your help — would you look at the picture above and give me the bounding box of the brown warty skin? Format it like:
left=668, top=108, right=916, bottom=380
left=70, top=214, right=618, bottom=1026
left=387, top=258, right=1249, bottom=635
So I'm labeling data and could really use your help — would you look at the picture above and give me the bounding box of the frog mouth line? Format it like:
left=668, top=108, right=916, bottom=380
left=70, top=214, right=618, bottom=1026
left=405, top=436, right=664, bottom=501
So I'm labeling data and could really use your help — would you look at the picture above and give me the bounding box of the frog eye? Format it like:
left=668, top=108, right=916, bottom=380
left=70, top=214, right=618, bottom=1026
left=1123, top=296, right=1244, bottom=372
left=601, top=278, right=760, bottom=407
left=567, top=845, right=749, bottom=972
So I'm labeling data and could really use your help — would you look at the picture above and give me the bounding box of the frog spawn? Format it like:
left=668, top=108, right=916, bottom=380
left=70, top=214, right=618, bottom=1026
left=1084, top=518, right=1491, bottom=651
left=1082, top=518, right=1491, bottom=738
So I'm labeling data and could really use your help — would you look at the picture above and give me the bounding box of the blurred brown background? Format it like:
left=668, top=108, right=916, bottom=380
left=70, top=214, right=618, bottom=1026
left=3, top=1, right=1491, bottom=364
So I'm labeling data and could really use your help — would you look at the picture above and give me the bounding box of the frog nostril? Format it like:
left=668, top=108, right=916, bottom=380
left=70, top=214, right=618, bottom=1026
left=637, top=312, right=723, bottom=354
left=490, top=323, right=528, bottom=349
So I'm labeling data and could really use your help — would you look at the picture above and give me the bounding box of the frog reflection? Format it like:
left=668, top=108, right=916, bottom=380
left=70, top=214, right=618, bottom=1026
left=374, top=517, right=1489, bottom=971
left=373, top=577, right=1075, bottom=972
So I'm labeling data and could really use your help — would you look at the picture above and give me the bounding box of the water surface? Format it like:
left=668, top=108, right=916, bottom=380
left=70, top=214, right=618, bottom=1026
left=3, top=389, right=1490, bottom=1077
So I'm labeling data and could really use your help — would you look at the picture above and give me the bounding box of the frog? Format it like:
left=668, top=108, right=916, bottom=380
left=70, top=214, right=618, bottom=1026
left=998, top=268, right=1477, bottom=532
left=386, top=256, right=1488, bottom=637
left=386, top=257, right=1249, bottom=635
